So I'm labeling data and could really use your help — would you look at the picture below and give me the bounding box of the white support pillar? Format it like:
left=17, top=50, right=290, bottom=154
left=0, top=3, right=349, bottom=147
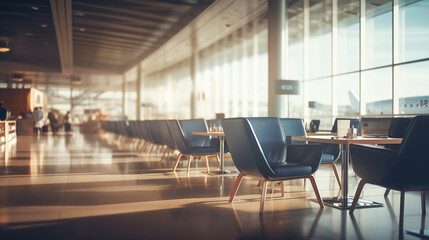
left=268, top=0, right=286, bottom=117
left=190, top=27, right=197, bottom=119
left=122, top=75, right=126, bottom=117
left=136, top=64, right=142, bottom=120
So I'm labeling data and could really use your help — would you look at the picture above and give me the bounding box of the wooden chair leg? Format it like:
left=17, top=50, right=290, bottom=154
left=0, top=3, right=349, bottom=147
left=229, top=173, right=245, bottom=202
left=260, top=180, right=268, bottom=214
left=172, top=153, right=183, bottom=172
left=187, top=155, right=193, bottom=173
left=422, top=191, right=426, bottom=215
left=161, top=148, right=168, bottom=161
left=349, top=179, right=367, bottom=214
left=281, top=181, right=285, bottom=197
left=384, top=188, right=391, bottom=196
left=205, top=156, right=210, bottom=172
left=308, top=176, right=324, bottom=208
left=399, top=191, right=405, bottom=233
left=216, top=154, right=220, bottom=168
left=329, top=162, right=342, bottom=189
left=257, top=180, right=262, bottom=187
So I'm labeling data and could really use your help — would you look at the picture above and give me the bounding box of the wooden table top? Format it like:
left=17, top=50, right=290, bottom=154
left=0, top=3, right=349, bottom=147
left=292, top=135, right=402, bottom=145
left=192, top=132, right=225, bottom=137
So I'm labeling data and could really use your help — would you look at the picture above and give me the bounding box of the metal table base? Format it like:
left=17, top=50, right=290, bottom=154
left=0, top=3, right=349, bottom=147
left=323, top=196, right=383, bottom=210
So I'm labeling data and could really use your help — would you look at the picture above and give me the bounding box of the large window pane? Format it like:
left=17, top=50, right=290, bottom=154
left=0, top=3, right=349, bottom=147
left=333, top=73, right=359, bottom=116
left=287, top=0, right=304, bottom=80
left=364, top=0, right=392, bottom=69
left=306, top=77, right=331, bottom=129
left=397, top=0, right=429, bottom=63
left=336, top=0, right=360, bottom=74
left=309, top=0, right=332, bottom=79
left=395, top=61, right=429, bottom=114
left=362, top=67, right=392, bottom=115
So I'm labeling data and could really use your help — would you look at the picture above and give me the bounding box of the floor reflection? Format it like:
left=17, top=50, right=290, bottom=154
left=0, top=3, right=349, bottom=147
left=0, top=131, right=428, bottom=239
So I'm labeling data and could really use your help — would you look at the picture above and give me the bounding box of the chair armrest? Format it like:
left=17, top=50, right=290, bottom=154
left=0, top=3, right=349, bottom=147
left=350, top=144, right=397, bottom=184
left=286, top=144, right=324, bottom=173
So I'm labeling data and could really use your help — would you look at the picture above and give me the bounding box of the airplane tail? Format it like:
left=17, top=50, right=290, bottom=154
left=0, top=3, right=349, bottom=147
left=348, top=91, right=359, bottom=111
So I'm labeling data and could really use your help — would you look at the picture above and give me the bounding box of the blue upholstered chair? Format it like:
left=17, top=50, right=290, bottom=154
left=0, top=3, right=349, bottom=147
left=222, top=117, right=324, bottom=213
left=168, top=120, right=219, bottom=173
left=349, top=115, right=429, bottom=233
left=320, top=118, right=361, bottom=188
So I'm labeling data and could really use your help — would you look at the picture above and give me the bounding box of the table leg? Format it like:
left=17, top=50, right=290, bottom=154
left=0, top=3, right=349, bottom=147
left=220, top=135, right=225, bottom=172
left=341, top=144, right=348, bottom=207
left=209, top=135, right=231, bottom=175
left=323, top=143, right=383, bottom=210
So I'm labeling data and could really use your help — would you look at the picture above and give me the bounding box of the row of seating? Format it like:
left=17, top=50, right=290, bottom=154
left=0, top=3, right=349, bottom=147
left=100, top=119, right=222, bottom=173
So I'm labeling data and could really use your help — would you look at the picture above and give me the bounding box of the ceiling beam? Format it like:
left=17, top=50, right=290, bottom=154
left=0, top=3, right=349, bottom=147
left=73, top=1, right=180, bottom=22
left=50, top=0, right=73, bottom=75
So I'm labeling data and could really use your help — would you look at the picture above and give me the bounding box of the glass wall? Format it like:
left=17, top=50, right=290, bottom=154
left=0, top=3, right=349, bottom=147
left=143, top=60, right=191, bottom=119
left=142, top=16, right=268, bottom=119
left=135, top=0, right=429, bottom=126
left=291, top=0, right=429, bottom=129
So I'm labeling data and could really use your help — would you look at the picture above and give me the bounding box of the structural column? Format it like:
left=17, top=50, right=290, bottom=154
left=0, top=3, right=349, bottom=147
left=122, top=75, right=126, bottom=116
left=268, top=0, right=286, bottom=117
left=136, top=64, right=142, bottom=120
left=190, top=26, right=197, bottom=119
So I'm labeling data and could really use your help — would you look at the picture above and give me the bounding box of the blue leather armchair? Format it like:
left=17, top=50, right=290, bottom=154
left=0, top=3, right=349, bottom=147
left=349, top=115, right=429, bottom=233
left=168, top=120, right=219, bottom=173
left=222, top=117, right=324, bottom=213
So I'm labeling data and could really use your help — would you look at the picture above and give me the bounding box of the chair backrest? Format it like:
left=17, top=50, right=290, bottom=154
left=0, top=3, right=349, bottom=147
left=142, top=120, right=156, bottom=143
left=127, top=120, right=140, bottom=138
left=386, top=117, right=413, bottom=150
left=389, top=115, right=429, bottom=186
left=388, top=117, right=413, bottom=138
left=179, top=119, right=210, bottom=147
left=159, top=120, right=176, bottom=149
left=331, top=118, right=361, bottom=133
left=246, top=118, right=287, bottom=165
left=137, top=121, right=151, bottom=142
left=167, top=120, right=192, bottom=154
left=149, top=120, right=165, bottom=145
left=222, top=118, right=276, bottom=179
left=279, top=118, right=306, bottom=144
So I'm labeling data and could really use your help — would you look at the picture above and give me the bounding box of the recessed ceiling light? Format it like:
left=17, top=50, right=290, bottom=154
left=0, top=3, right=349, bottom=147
left=75, top=12, right=85, bottom=17
left=80, top=28, right=86, bottom=32
left=31, top=6, right=39, bottom=10
left=24, top=33, right=34, bottom=37
left=41, top=24, right=48, bottom=28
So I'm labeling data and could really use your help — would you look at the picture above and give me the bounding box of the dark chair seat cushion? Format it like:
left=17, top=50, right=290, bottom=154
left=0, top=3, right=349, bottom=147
left=320, top=153, right=335, bottom=163
left=270, top=162, right=313, bottom=178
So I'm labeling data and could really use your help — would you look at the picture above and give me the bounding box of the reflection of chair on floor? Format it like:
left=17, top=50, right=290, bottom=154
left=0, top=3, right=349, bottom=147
left=230, top=203, right=323, bottom=239
left=223, top=117, right=324, bottom=213
left=349, top=116, right=429, bottom=234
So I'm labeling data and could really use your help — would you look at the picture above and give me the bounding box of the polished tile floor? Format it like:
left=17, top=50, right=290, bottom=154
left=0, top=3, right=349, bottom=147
left=0, top=129, right=427, bottom=240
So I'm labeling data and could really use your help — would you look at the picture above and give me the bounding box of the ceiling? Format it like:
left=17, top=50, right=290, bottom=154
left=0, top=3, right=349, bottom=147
left=0, top=0, right=214, bottom=86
